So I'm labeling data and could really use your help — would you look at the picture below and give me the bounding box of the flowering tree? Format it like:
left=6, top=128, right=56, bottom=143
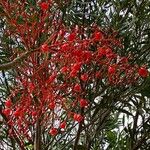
left=0, top=0, right=149, bottom=150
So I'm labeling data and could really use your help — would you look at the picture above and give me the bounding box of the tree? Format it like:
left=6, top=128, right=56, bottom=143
left=0, top=0, right=149, bottom=150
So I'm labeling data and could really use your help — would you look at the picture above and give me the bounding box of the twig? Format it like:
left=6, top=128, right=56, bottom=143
left=0, top=50, right=36, bottom=71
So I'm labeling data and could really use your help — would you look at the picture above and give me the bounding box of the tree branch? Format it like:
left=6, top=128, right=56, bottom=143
left=34, top=119, right=41, bottom=150
left=0, top=50, right=36, bottom=71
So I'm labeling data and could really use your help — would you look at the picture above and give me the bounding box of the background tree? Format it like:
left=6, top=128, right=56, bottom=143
left=0, top=0, right=150, bottom=150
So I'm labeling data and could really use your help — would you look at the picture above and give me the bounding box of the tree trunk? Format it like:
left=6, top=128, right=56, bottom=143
left=34, top=119, right=41, bottom=150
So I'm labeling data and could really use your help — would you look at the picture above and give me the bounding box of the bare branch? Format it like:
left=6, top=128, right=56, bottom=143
left=0, top=50, right=36, bottom=71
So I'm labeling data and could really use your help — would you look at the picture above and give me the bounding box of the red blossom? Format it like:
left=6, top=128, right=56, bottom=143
left=3, top=108, right=11, bottom=116
left=40, top=2, right=49, bottom=11
left=73, top=113, right=83, bottom=122
left=49, top=102, right=55, bottom=110
left=14, top=109, right=21, bottom=118
left=60, top=121, right=66, bottom=129
left=61, top=43, right=69, bottom=51
left=41, top=43, right=49, bottom=52
left=71, top=63, right=82, bottom=71
left=108, top=66, right=116, bottom=74
left=68, top=33, right=76, bottom=41
left=49, top=128, right=58, bottom=136
left=61, top=66, right=69, bottom=74
left=73, top=84, right=81, bottom=92
left=138, top=67, right=148, bottom=78
left=81, top=73, right=88, bottom=82
left=98, top=47, right=106, bottom=56
left=70, top=70, right=78, bottom=78
left=95, top=72, right=101, bottom=78
left=94, top=31, right=103, bottom=41
left=5, top=99, right=12, bottom=108
left=32, top=111, right=37, bottom=117
left=79, top=99, right=89, bottom=108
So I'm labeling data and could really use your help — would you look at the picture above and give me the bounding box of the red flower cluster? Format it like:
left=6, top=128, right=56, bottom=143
left=49, top=121, right=67, bottom=136
left=2, top=26, right=149, bottom=140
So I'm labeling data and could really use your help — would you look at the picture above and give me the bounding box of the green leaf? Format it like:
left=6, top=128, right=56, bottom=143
left=17, top=16, right=25, bottom=24
left=140, top=77, right=150, bottom=98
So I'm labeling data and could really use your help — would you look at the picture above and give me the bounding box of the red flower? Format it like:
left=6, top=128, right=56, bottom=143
left=70, top=70, right=77, bottom=77
left=79, top=99, right=88, bottom=108
left=41, top=43, right=49, bottom=52
left=49, top=128, right=58, bottom=136
left=94, top=31, right=103, bottom=41
left=108, top=66, right=116, bottom=74
left=61, top=43, right=69, bottom=51
left=98, top=47, right=106, bottom=56
left=32, top=111, right=37, bottom=117
left=138, top=67, right=148, bottom=78
left=14, top=109, right=21, bottom=117
left=49, top=102, right=55, bottom=110
left=40, top=2, right=49, bottom=11
left=5, top=99, right=12, bottom=108
left=60, top=121, right=66, bottom=129
left=73, top=113, right=83, bottom=122
left=61, top=66, right=68, bottom=74
left=3, top=108, right=11, bottom=116
left=81, top=73, right=88, bottom=82
left=73, top=84, right=81, bottom=92
left=68, top=33, right=76, bottom=41
left=71, top=63, right=82, bottom=71
left=70, top=63, right=82, bottom=77
left=95, top=72, right=101, bottom=78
